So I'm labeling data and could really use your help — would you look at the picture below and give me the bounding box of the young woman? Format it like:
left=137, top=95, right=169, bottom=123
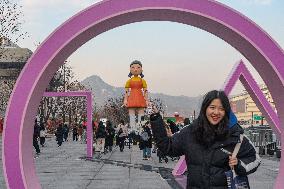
left=150, top=90, right=260, bottom=189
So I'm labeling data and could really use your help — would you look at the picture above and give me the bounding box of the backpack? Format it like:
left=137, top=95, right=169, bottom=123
left=141, top=131, right=149, bottom=141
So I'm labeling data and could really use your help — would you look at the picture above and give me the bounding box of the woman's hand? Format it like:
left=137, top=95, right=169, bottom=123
left=229, top=156, right=238, bottom=168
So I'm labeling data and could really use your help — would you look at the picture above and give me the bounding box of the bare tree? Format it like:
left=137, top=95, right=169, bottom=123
left=0, top=0, right=29, bottom=117
left=150, top=97, right=166, bottom=116
left=99, top=95, right=166, bottom=126
left=37, top=62, right=89, bottom=128
left=0, top=0, right=28, bottom=59
left=0, top=79, right=15, bottom=116
left=100, top=95, right=128, bottom=126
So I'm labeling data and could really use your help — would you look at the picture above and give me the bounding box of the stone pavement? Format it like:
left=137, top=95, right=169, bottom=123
left=0, top=136, right=280, bottom=188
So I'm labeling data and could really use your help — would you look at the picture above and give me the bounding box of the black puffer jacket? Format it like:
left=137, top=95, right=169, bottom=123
left=150, top=114, right=261, bottom=189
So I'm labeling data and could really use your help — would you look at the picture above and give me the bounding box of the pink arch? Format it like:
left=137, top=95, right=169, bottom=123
left=223, top=60, right=281, bottom=136
left=2, top=0, right=284, bottom=188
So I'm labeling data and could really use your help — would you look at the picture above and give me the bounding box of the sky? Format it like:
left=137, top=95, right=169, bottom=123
left=16, top=0, right=284, bottom=97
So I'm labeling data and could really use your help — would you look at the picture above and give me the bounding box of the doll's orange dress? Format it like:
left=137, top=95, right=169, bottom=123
left=125, top=77, right=147, bottom=108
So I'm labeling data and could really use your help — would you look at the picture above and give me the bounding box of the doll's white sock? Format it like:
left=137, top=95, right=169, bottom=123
left=137, top=113, right=144, bottom=128
left=129, top=113, right=136, bottom=131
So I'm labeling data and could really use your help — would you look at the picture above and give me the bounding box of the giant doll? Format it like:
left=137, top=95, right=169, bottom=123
left=123, top=60, right=149, bottom=131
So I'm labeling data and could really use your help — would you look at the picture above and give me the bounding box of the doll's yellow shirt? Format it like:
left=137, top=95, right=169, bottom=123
left=125, top=76, right=147, bottom=88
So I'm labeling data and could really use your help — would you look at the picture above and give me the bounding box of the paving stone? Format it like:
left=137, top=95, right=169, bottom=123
left=0, top=136, right=280, bottom=189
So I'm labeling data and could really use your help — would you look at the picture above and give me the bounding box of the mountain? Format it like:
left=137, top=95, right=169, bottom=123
left=81, top=75, right=201, bottom=117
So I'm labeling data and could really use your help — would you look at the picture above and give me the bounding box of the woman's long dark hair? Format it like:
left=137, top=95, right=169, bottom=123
left=193, top=90, right=231, bottom=147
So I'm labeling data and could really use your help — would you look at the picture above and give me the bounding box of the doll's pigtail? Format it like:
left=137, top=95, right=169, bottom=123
left=128, top=72, right=133, bottom=78
left=140, top=73, right=144, bottom=78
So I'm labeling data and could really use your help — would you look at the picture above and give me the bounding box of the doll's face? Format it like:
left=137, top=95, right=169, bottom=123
left=130, top=63, right=142, bottom=76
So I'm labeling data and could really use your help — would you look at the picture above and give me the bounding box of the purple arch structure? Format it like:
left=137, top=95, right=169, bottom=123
left=43, top=92, right=93, bottom=158
left=172, top=59, right=282, bottom=178
left=2, top=0, right=284, bottom=188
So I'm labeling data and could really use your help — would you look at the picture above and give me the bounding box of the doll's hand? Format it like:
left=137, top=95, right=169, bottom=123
left=123, top=99, right=127, bottom=107
left=146, top=100, right=151, bottom=108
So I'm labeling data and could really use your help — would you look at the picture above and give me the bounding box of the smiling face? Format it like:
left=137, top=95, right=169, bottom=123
left=130, top=63, right=142, bottom=76
left=206, top=98, right=225, bottom=125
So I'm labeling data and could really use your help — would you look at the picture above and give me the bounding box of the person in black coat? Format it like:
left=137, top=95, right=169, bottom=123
left=105, top=120, right=115, bottom=152
left=56, top=123, right=64, bottom=147
left=139, top=122, right=152, bottom=160
left=96, top=121, right=107, bottom=153
left=63, top=123, right=69, bottom=141
left=72, top=124, right=78, bottom=141
left=150, top=90, right=261, bottom=189
left=33, top=119, right=41, bottom=155
left=167, top=119, right=179, bottom=134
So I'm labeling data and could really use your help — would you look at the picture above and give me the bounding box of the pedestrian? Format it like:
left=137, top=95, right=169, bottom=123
left=150, top=90, right=261, bottom=189
left=82, top=126, right=87, bottom=144
left=105, top=120, right=115, bottom=152
left=33, top=119, right=41, bottom=155
left=63, top=123, right=69, bottom=142
left=157, top=121, right=171, bottom=163
left=78, top=125, right=83, bottom=142
left=39, top=123, right=47, bottom=147
left=139, top=121, right=152, bottom=160
left=0, top=117, right=4, bottom=134
left=116, top=120, right=128, bottom=152
left=96, top=121, right=106, bottom=154
left=128, top=130, right=134, bottom=149
left=72, top=124, right=78, bottom=141
left=56, top=123, right=64, bottom=147
left=167, top=119, right=179, bottom=134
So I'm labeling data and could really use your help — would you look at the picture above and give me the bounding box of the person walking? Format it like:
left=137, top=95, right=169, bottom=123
left=105, top=120, right=115, bottom=152
left=39, top=123, right=47, bottom=147
left=139, top=121, right=152, bottom=160
left=63, top=123, right=69, bottom=142
left=72, top=124, right=78, bottom=141
left=81, top=126, right=87, bottom=144
left=116, top=120, right=128, bottom=152
left=77, top=125, right=83, bottom=142
left=96, top=121, right=106, bottom=154
left=33, top=119, right=41, bottom=155
left=56, top=123, right=64, bottom=147
left=0, top=117, right=3, bottom=134
left=157, top=121, right=171, bottom=163
left=150, top=90, right=261, bottom=189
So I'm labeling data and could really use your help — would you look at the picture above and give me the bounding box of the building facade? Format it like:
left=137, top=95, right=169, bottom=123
left=0, top=37, right=32, bottom=117
left=229, top=84, right=275, bottom=127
